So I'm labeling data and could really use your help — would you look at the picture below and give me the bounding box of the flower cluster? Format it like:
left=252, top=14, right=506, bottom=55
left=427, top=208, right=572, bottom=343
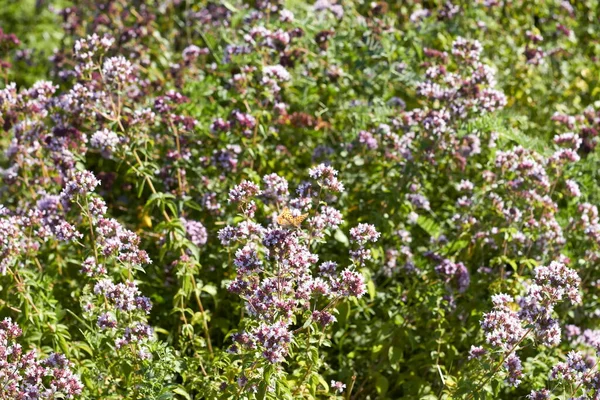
left=52, top=170, right=156, bottom=362
left=308, top=164, right=345, bottom=193
left=415, top=37, right=506, bottom=119
left=477, top=261, right=581, bottom=386
left=435, top=259, right=470, bottom=293
left=219, top=166, right=367, bottom=392
left=2, top=0, right=600, bottom=398
left=349, top=223, right=380, bottom=266
left=183, top=218, right=208, bottom=247
left=0, top=318, right=83, bottom=398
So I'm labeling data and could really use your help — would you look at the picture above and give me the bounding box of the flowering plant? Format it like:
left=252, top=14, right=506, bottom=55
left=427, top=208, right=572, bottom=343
left=3, top=0, right=600, bottom=399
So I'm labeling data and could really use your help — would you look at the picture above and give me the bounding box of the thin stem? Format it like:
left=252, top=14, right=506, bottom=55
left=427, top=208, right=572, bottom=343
left=571, top=358, right=600, bottom=396
left=198, top=29, right=220, bottom=66
left=292, top=332, right=315, bottom=397
left=346, top=375, right=357, bottom=400
left=293, top=326, right=328, bottom=397
left=191, top=274, right=214, bottom=355
left=167, top=117, right=185, bottom=195
left=466, top=326, right=534, bottom=400
left=81, top=198, right=99, bottom=265
left=131, top=149, right=213, bottom=356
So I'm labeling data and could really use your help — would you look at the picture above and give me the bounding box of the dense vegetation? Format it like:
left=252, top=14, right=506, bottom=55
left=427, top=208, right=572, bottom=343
left=2, top=0, right=600, bottom=398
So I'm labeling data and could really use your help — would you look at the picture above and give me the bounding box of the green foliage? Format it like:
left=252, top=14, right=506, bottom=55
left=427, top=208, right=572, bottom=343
left=2, top=0, right=600, bottom=399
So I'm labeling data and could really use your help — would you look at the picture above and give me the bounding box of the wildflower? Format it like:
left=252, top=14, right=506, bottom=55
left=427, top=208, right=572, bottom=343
left=262, top=173, right=289, bottom=203
left=88, top=197, right=107, bottom=217
left=263, top=65, right=291, bottom=82
left=505, top=354, right=523, bottom=386
left=565, top=180, right=581, bottom=197
left=335, top=268, right=366, bottom=298
left=81, top=256, right=106, bottom=277
left=309, top=206, right=343, bottom=238
left=102, top=56, right=134, bottom=85
left=229, top=180, right=261, bottom=203
left=358, top=130, right=378, bottom=150
left=331, top=380, right=346, bottom=393
left=183, top=219, right=208, bottom=246
left=309, top=164, right=345, bottom=192
left=0, top=318, right=83, bottom=398
left=61, top=170, right=100, bottom=199
left=527, top=389, right=551, bottom=400
left=480, top=294, right=526, bottom=350
left=90, top=128, right=120, bottom=154
left=468, top=346, right=486, bottom=360
left=349, top=224, right=380, bottom=245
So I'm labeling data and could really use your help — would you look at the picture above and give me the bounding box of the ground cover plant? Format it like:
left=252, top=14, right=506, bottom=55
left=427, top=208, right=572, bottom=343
left=3, top=0, right=600, bottom=398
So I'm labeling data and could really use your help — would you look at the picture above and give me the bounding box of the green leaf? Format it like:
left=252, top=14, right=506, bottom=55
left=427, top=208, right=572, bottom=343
left=336, top=302, right=350, bottom=326
left=375, top=373, right=389, bottom=395
left=256, top=381, right=267, bottom=400
left=367, top=279, right=376, bottom=300
left=316, top=374, right=329, bottom=391
left=173, top=387, right=192, bottom=400
left=334, top=229, right=349, bottom=246
left=389, top=346, right=403, bottom=365
left=417, top=215, right=441, bottom=238
left=202, top=285, right=217, bottom=296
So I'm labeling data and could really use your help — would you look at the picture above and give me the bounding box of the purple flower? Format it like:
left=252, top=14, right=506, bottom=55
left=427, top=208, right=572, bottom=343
left=527, top=389, right=551, bottom=400
left=262, top=173, right=289, bottom=203
left=533, top=261, right=581, bottom=305
left=565, top=179, right=581, bottom=197
left=481, top=294, right=526, bottom=350
left=334, top=268, right=366, bottom=298
left=234, top=243, right=263, bottom=275
left=183, top=219, right=208, bottom=247
left=504, top=354, right=523, bottom=386
left=263, top=65, right=291, bottom=82
left=218, top=226, right=242, bottom=246
left=331, top=380, right=346, bottom=393
left=182, top=44, right=208, bottom=63
left=73, top=33, right=113, bottom=61
left=451, top=37, right=483, bottom=63
left=97, top=312, right=117, bottom=329
left=435, top=259, right=470, bottom=292
left=61, top=170, right=100, bottom=199
left=554, top=132, right=582, bottom=149
left=551, top=351, right=588, bottom=383
left=312, top=310, right=337, bottom=327
left=229, top=180, right=261, bottom=203
left=102, top=56, right=134, bottom=85
left=0, top=318, right=83, bottom=398
left=308, top=206, right=343, bottom=238
left=81, top=256, right=106, bottom=277
left=349, top=223, right=380, bottom=245
left=90, top=128, right=120, bottom=154
left=468, top=345, right=486, bottom=360
left=308, top=164, right=345, bottom=193
left=95, top=218, right=151, bottom=265
left=88, top=197, right=107, bottom=217
left=358, top=130, right=378, bottom=149
left=254, top=321, right=293, bottom=363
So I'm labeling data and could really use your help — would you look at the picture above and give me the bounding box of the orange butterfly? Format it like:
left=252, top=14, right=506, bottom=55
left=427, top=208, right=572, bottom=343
left=277, top=207, right=308, bottom=228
